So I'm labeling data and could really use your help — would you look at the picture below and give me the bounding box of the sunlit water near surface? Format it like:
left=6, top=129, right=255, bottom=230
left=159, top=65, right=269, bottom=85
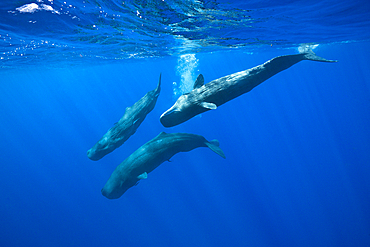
left=1, top=1, right=370, bottom=246
left=1, top=0, right=370, bottom=68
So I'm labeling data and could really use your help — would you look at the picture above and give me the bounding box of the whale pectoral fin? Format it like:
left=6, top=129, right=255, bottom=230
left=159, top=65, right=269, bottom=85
left=132, top=118, right=140, bottom=125
left=137, top=172, right=148, bottom=179
left=199, top=102, right=217, bottom=110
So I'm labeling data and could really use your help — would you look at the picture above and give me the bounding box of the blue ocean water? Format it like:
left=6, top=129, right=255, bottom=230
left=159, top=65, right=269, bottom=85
left=1, top=1, right=370, bottom=246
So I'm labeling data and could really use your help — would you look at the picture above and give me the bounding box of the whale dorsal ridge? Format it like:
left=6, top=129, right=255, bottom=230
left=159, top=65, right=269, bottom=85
left=193, top=74, right=204, bottom=89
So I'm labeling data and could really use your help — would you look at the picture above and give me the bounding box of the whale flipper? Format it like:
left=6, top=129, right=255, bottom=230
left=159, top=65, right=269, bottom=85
left=199, top=102, right=217, bottom=110
left=137, top=172, right=148, bottom=179
left=206, top=139, right=226, bottom=159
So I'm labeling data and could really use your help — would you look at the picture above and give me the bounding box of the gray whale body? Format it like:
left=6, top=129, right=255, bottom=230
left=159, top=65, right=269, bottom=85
left=87, top=74, right=161, bottom=161
left=160, top=47, right=337, bottom=127
left=101, top=132, right=225, bottom=199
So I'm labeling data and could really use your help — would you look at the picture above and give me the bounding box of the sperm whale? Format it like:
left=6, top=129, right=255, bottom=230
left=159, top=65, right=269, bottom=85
left=87, top=74, right=161, bottom=161
left=160, top=46, right=337, bottom=127
left=101, top=132, right=225, bottom=199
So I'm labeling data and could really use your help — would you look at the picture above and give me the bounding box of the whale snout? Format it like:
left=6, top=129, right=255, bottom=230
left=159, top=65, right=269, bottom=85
left=101, top=183, right=123, bottom=199
left=101, top=180, right=133, bottom=199
left=160, top=108, right=181, bottom=127
left=87, top=140, right=114, bottom=161
left=87, top=148, right=100, bottom=161
left=101, top=187, right=118, bottom=199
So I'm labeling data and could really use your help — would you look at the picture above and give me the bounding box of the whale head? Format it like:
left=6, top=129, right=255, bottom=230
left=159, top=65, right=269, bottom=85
left=160, top=106, right=185, bottom=127
left=101, top=175, right=138, bottom=199
left=160, top=93, right=200, bottom=127
left=87, top=136, right=115, bottom=161
left=160, top=93, right=217, bottom=127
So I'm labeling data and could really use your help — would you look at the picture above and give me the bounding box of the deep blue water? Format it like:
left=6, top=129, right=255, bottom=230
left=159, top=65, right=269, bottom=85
left=1, top=1, right=370, bottom=247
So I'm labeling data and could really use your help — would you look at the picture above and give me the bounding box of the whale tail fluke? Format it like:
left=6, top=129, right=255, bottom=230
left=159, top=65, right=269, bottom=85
left=299, top=44, right=337, bottom=63
left=206, top=139, right=226, bottom=159
left=156, top=73, right=162, bottom=92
